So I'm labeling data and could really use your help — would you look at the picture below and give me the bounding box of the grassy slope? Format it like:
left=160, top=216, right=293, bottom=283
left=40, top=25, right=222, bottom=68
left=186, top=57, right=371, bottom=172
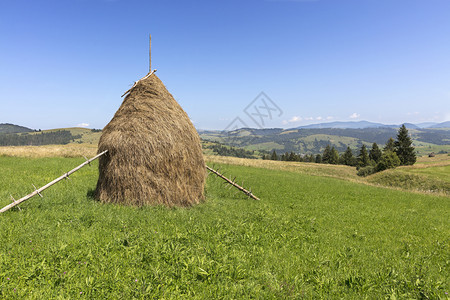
left=367, top=154, right=450, bottom=194
left=207, top=154, right=450, bottom=196
left=40, top=128, right=102, bottom=145
left=1, top=144, right=448, bottom=194
left=405, top=165, right=450, bottom=182
left=0, top=157, right=448, bottom=298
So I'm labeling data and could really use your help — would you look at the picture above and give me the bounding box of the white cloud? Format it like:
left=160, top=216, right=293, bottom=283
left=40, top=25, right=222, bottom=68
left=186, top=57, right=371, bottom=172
left=282, top=116, right=303, bottom=124
left=77, top=123, right=90, bottom=127
left=326, top=116, right=333, bottom=120
left=289, top=116, right=302, bottom=122
left=304, top=117, right=314, bottom=121
left=316, top=116, right=323, bottom=121
left=349, top=113, right=360, bottom=119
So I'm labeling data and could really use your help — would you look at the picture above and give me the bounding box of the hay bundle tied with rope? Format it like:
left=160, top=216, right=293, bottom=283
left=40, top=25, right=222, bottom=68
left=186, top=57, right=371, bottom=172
left=95, top=72, right=206, bottom=207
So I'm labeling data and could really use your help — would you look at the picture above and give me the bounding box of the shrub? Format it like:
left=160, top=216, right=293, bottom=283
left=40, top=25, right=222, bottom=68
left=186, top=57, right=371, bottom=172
left=357, top=166, right=376, bottom=177
left=376, top=151, right=401, bottom=172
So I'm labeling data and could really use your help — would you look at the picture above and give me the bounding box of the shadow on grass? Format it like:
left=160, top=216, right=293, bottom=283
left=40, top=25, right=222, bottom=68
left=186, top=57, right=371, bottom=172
left=86, top=188, right=98, bottom=201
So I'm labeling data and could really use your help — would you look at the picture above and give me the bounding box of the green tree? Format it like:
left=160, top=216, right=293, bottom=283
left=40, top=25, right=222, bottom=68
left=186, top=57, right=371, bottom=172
left=357, top=144, right=369, bottom=167
left=329, top=147, right=339, bottom=164
left=322, top=145, right=332, bottom=164
left=376, top=150, right=401, bottom=171
left=369, top=143, right=382, bottom=163
left=270, top=150, right=278, bottom=161
left=395, top=124, right=416, bottom=165
left=384, top=137, right=395, bottom=152
left=342, top=146, right=355, bottom=166
left=315, top=154, right=322, bottom=163
left=288, top=151, right=300, bottom=162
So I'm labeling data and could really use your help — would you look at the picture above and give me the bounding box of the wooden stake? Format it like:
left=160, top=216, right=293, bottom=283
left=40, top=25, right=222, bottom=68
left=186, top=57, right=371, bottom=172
left=206, top=165, right=260, bottom=201
left=0, top=150, right=108, bottom=213
left=10, top=195, right=21, bottom=211
left=149, top=34, right=152, bottom=72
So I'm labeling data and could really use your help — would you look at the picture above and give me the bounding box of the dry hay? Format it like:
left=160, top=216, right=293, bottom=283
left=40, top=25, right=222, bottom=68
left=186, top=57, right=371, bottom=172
left=96, top=73, right=206, bottom=207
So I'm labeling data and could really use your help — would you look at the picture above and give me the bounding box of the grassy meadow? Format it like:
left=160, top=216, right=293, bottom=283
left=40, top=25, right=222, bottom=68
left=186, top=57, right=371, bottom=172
left=0, top=149, right=449, bottom=298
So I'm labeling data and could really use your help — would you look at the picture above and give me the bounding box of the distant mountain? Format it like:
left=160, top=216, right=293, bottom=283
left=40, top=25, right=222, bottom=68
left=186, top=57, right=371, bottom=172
left=199, top=126, right=450, bottom=155
left=295, top=121, right=419, bottom=130
left=0, top=123, right=33, bottom=134
left=429, top=121, right=450, bottom=128
left=402, top=123, right=420, bottom=130
left=415, top=122, right=438, bottom=128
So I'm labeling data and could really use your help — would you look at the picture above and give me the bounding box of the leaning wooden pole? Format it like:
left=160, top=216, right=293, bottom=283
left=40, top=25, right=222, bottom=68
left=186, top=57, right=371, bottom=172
left=206, top=165, right=260, bottom=201
left=0, top=150, right=108, bottom=213
left=149, top=34, right=152, bottom=72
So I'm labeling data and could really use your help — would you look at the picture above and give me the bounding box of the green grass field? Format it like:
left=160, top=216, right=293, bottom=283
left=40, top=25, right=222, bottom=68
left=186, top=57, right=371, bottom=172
left=0, top=156, right=449, bottom=298
left=405, top=165, right=450, bottom=182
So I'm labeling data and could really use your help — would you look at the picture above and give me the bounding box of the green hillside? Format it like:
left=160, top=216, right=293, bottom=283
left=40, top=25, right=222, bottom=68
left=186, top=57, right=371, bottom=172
left=200, top=127, right=450, bottom=155
left=365, top=154, right=450, bottom=194
left=1, top=125, right=449, bottom=157
left=0, top=123, right=33, bottom=134
left=0, top=128, right=101, bottom=146
left=41, top=128, right=102, bottom=145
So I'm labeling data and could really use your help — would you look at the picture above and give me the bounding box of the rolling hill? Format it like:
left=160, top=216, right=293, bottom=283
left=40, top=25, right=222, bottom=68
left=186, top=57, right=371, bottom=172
left=294, top=120, right=449, bottom=129
left=199, top=127, right=450, bottom=156
left=0, top=123, right=33, bottom=134
left=1, top=123, right=449, bottom=157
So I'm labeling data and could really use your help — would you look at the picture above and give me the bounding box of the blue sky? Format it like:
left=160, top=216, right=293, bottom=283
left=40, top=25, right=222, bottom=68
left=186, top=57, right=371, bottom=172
left=1, top=0, right=449, bottom=130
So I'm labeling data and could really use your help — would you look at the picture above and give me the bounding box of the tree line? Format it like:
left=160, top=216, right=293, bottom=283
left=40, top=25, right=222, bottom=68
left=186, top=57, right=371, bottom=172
left=263, top=125, right=417, bottom=176
left=204, top=142, right=257, bottom=159
left=0, top=131, right=81, bottom=146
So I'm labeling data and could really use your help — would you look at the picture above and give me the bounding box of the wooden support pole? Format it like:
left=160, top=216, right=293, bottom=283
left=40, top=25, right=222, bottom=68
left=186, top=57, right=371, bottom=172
left=206, top=165, right=260, bottom=201
left=149, top=34, right=152, bottom=72
left=0, top=150, right=108, bottom=213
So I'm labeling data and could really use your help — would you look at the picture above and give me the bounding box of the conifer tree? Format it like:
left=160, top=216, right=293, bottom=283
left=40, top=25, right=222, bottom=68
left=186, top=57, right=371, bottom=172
left=369, top=142, right=382, bottom=163
left=384, top=137, right=395, bottom=152
left=315, top=154, right=322, bottom=163
left=322, top=145, right=332, bottom=164
left=395, top=125, right=416, bottom=165
left=270, top=150, right=278, bottom=161
left=289, top=151, right=299, bottom=162
left=329, top=147, right=339, bottom=164
left=342, top=146, right=355, bottom=166
left=357, top=144, right=369, bottom=167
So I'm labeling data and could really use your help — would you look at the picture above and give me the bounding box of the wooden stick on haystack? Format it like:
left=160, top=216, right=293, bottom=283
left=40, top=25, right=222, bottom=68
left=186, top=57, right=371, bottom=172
left=206, top=165, right=260, bottom=201
left=0, top=151, right=108, bottom=213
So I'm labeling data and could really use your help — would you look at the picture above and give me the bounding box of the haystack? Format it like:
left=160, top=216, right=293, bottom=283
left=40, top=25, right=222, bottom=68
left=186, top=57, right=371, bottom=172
left=95, top=72, right=206, bottom=207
